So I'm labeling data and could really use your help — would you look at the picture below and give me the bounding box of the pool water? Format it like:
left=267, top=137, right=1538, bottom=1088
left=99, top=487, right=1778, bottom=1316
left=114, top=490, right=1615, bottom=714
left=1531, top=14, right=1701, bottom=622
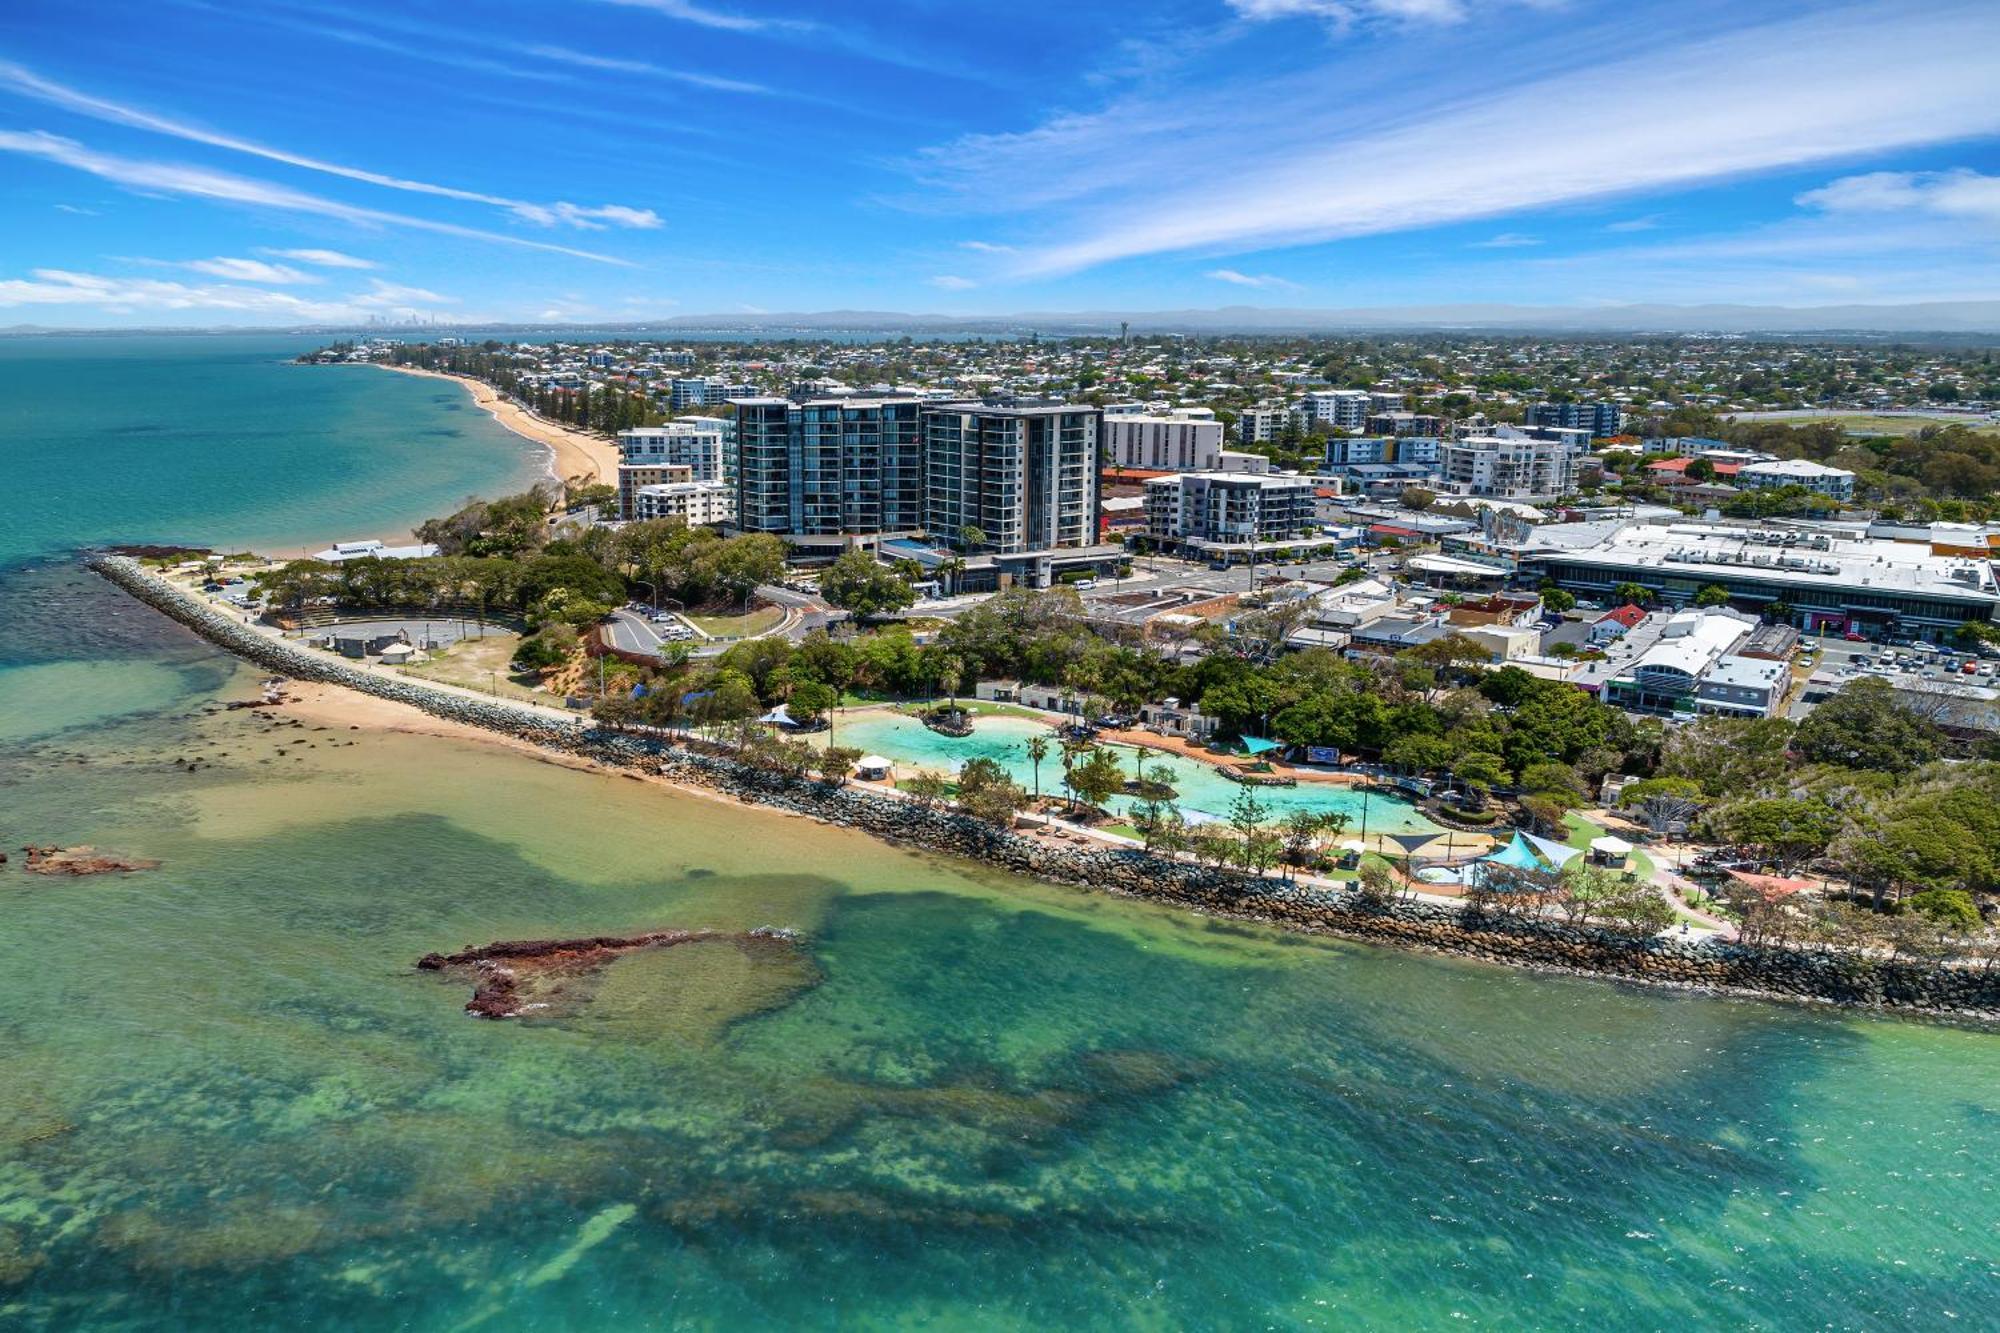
left=819, top=710, right=1441, bottom=835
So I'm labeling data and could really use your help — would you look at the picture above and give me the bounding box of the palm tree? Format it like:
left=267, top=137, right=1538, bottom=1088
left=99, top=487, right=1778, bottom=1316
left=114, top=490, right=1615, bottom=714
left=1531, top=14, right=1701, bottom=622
left=1025, top=733, right=1049, bottom=800
left=936, top=556, right=966, bottom=597
left=1059, top=735, right=1093, bottom=813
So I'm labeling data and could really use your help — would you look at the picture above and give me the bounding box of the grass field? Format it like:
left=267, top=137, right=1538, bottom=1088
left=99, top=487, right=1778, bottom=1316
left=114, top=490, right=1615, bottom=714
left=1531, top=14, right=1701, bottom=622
left=398, top=632, right=548, bottom=703
left=685, top=604, right=786, bottom=638
left=1751, top=412, right=2000, bottom=439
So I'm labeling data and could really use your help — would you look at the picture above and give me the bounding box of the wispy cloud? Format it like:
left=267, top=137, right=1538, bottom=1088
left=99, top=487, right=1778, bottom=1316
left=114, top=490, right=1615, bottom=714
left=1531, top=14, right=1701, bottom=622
left=520, top=43, right=771, bottom=94
left=959, top=240, right=1016, bottom=254
left=179, top=256, right=317, bottom=283
left=919, top=2, right=2000, bottom=277
left=1604, top=214, right=1663, bottom=233
left=0, top=130, right=635, bottom=265
left=1471, top=232, right=1540, bottom=248
left=928, top=274, right=978, bottom=290
left=1206, top=268, right=1304, bottom=291
left=0, top=267, right=454, bottom=319
left=261, top=248, right=378, bottom=270
left=0, top=60, right=660, bottom=230
left=1798, top=169, right=2000, bottom=224
left=589, top=0, right=791, bottom=33
left=1227, top=0, right=1525, bottom=27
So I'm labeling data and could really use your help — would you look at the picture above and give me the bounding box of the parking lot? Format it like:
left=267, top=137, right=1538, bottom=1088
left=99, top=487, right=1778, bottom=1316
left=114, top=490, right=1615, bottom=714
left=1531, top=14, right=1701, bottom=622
left=1807, top=637, right=2000, bottom=687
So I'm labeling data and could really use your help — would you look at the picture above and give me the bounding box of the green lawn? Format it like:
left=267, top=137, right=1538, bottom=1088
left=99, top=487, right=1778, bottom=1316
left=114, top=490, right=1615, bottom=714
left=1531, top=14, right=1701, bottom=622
left=1562, top=811, right=1656, bottom=879
left=686, top=604, right=786, bottom=638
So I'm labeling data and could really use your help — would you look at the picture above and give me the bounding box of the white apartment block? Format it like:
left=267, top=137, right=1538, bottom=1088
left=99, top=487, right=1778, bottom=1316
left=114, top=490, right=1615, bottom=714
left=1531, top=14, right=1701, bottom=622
left=631, top=480, right=735, bottom=527
left=1298, top=389, right=1371, bottom=432
left=1105, top=414, right=1226, bottom=471
left=1144, top=472, right=1318, bottom=552
left=1237, top=405, right=1288, bottom=444
left=1737, top=458, right=1857, bottom=502
left=1439, top=434, right=1581, bottom=501
left=617, top=421, right=727, bottom=519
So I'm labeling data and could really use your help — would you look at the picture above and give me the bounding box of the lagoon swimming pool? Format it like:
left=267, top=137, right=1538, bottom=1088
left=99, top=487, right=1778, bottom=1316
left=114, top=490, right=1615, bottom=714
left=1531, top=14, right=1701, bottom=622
left=816, top=710, right=1441, bottom=835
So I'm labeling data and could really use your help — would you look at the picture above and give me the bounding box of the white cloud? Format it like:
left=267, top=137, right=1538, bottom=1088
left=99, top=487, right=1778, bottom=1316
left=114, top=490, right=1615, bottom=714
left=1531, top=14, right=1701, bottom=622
left=1471, top=232, right=1540, bottom=248
left=262, top=248, right=379, bottom=270
left=52, top=202, right=97, bottom=215
left=1604, top=214, right=1663, bottom=233
left=959, top=240, right=1016, bottom=254
left=1206, top=268, right=1304, bottom=291
left=0, top=61, right=660, bottom=231
left=510, top=202, right=664, bottom=231
left=1798, top=169, right=2000, bottom=224
left=0, top=130, right=634, bottom=265
left=928, top=274, right=978, bottom=290
left=353, top=279, right=456, bottom=308
left=589, top=0, right=780, bottom=33
left=0, top=268, right=461, bottom=321
left=1229, top=0, right=1483, bottom=24
left=519, top=43, right=771, bottom=94
left=180, top=257, right=316, bottom=283
left=921, top=2, right=2000, bottom=277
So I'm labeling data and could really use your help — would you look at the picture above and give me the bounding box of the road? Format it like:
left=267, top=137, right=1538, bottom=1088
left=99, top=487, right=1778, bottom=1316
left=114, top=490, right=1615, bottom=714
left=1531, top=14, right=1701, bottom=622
left=605, top=586, right=839, bottom=662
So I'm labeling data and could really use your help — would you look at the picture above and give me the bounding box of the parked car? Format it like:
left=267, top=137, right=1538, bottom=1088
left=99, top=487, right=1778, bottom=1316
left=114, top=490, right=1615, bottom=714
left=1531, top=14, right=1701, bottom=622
left=1842, top=631, right=1867, bottom=642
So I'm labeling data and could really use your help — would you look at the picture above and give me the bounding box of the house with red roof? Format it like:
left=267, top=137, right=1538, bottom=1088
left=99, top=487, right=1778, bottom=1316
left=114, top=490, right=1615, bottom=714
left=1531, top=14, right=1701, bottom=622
left=1589, top=603, right=1647, bottom=644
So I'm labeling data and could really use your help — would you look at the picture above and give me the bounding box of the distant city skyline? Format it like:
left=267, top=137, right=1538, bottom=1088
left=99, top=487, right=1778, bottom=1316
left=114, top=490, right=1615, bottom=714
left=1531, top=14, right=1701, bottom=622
left=2, top=0, right=1997, bottom=328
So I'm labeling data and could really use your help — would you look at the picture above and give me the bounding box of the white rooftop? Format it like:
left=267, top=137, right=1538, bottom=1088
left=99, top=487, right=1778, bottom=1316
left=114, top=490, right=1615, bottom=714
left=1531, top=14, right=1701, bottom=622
left=1530, top=521, right=2000, bottom=604
left=1739, top=458, right=1854, bottom=480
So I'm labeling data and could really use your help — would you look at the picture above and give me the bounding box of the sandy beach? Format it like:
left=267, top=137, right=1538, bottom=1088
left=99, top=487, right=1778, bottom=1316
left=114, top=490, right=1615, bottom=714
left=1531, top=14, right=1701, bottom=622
left=276, top=679, right=826, bottom=824
left=372, top=363, right=618, bottom=486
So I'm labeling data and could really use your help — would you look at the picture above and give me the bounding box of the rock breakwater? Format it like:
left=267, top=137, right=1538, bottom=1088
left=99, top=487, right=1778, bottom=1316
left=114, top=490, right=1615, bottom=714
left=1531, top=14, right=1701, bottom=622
left=89, top=553, right=2000, bottom=1021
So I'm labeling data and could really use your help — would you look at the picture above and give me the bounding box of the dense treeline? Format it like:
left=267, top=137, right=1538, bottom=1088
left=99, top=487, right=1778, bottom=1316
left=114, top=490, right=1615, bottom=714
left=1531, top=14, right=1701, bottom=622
left=254, top=488, right=785, bottom=660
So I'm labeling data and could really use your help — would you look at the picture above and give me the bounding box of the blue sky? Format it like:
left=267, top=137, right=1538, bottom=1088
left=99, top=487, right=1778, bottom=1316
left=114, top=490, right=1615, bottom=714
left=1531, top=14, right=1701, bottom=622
left=1, top=0, right=1997, bottom=326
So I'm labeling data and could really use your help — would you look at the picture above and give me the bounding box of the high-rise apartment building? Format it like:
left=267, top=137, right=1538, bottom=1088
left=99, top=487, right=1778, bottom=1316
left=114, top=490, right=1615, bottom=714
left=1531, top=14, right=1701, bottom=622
left=728, top=396, right=926, bottom=539
left=924, top=403, right=1099, bottom=553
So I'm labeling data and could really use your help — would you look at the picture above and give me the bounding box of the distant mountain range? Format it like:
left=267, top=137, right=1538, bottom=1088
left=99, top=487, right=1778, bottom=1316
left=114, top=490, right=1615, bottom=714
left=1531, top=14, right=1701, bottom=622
left=9, top=299, right=2000, bottom=338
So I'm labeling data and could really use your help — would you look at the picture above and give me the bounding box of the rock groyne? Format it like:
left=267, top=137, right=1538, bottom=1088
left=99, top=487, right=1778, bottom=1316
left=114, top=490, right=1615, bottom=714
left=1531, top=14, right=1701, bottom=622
left=89, top=553, right=2000, bottom=1021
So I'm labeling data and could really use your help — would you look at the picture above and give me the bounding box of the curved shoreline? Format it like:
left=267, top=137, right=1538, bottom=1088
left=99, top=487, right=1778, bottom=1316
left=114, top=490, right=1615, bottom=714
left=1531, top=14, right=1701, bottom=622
left=87, top=553, right=2000, bottom=1023
left=363, top=362, right=618, bottom=486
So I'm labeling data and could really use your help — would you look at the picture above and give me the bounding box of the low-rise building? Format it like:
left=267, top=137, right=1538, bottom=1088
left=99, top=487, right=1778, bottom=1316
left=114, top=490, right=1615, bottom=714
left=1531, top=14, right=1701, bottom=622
left=1599, top=609, right=1758, bottom=715
left=1694, top=654, right=1790, bottom=717
left=1523, top=520, right=2000, bottom=636
left=631, top=480, right=735, bottom=527
left=1299, top=389, right=1371, bottom=431
left=310, top=539, right=440, bottom=563
left=1144, top=471, right=1320, bottom=559
left=1737, top=458, right=1856, bottom=502
left=1367, top=411, right=1443, bottom=438
left=1527, top=401, right=1624, bottom=437
left=1238, top=405, right=1289, bottom=444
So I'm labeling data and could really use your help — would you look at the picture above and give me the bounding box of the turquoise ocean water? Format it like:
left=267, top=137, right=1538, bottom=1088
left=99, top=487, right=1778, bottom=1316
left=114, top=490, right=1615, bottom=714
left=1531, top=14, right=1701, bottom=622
left=2, top=336, right=1998, bottom=1329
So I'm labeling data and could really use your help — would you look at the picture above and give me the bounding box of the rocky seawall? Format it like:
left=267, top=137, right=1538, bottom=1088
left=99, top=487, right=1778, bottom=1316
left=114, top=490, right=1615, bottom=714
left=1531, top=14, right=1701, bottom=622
left=90, top=554, right=2000, bottom=1021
